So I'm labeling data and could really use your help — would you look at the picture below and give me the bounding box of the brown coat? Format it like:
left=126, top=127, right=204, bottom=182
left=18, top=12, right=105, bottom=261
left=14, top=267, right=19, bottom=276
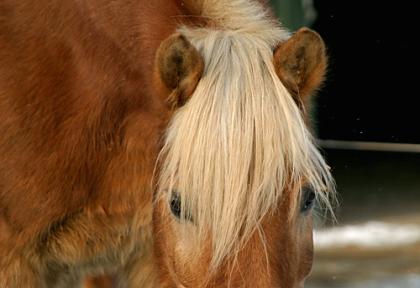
left=0, top=0, right=188, bottom=286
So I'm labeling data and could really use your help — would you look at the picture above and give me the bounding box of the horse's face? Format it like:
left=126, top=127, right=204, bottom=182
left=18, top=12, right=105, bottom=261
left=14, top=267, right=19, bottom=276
left=153, top=185, right=316, bottom=287
left=152, top=28, right=331, bottom=287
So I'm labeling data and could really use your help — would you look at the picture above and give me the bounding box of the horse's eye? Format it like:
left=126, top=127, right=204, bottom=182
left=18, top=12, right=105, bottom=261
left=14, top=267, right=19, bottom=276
left=301, top=187, right=316, bottom=213
left=169, top=192, right=193, bottom=222
left=170, top=192, right=182, bottom=219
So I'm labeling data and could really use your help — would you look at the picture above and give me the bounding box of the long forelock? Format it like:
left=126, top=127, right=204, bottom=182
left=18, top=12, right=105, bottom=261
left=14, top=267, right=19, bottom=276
left=157, top=1, right=335, bottom=271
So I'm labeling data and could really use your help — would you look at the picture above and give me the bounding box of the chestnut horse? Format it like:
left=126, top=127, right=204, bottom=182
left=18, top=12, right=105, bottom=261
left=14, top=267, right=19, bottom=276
left=0, top=0, right=335, bottom=287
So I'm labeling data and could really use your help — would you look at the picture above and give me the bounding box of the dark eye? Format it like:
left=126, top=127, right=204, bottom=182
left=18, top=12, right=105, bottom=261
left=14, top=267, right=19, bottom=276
left=301, top=187, right=316, bottom=213
left=170, top=192, right=182, bottom=219
left=169, top=192, right=193, bottom=222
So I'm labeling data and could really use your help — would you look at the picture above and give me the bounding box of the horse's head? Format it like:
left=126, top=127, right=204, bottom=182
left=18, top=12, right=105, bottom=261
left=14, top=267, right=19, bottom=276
left=152, top=24, right=334, bottom=287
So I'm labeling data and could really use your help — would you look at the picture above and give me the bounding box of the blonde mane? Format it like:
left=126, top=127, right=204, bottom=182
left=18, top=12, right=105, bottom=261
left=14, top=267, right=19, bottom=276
left=157, top=0, right=335, bottom=269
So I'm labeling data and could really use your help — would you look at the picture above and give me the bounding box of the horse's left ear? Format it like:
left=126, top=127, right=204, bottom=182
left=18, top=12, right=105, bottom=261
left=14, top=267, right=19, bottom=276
left=156, top=33, right=204, bottom=109
left=274, top=28, right=327, bottom=110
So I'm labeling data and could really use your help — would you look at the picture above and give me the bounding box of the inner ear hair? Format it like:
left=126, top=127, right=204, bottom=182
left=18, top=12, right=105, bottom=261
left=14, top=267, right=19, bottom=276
left=274, top=27, right=327, bottom=110
left=156, top=33, right=204, bottom=109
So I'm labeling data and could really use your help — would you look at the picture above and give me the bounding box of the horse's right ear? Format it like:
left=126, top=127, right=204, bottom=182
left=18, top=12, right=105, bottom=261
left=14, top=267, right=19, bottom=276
left=156, top=33, right=204, bottom=108
left=273, top=28, right=327, bottom=111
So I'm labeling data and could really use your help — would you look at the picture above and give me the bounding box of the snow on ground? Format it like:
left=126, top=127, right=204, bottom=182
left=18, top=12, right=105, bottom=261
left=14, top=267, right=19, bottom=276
left=314, top=221, right=420, bottom=248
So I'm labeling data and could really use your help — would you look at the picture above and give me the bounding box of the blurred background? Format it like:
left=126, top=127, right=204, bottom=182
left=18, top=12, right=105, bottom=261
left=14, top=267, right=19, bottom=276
left=270, top=0, right=420, bottom=287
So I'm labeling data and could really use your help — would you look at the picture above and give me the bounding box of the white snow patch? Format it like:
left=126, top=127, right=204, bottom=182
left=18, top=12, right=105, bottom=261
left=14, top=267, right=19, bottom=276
left=314, top=221, right=420, bottom=248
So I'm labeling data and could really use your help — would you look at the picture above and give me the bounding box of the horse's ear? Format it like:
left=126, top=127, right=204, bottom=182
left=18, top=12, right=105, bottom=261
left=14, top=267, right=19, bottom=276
left=274, top=28, right=327, bottom=110
left=156, top=33, right=204, bottom=108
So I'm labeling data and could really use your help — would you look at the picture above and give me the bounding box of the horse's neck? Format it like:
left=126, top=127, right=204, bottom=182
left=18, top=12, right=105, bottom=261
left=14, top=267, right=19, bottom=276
left=0, top=0, right=191, bottom=232
left=14, top=0, right=190, bottom=102
left=80, top=0, right=186, bottom=70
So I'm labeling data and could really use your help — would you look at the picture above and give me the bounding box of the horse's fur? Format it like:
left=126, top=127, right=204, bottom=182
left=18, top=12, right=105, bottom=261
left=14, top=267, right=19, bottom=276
left=0, top=0, right=188, bottom=286
left=0, top=0, right=334, bottom=287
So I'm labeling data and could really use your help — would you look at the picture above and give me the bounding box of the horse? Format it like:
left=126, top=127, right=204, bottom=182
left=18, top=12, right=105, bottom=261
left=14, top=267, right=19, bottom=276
left=0, top=0, right=335, bottom=287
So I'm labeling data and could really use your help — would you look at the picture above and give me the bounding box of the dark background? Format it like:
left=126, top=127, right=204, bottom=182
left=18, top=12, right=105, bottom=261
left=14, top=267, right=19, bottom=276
left=311, top=1, right=419, bottom=143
